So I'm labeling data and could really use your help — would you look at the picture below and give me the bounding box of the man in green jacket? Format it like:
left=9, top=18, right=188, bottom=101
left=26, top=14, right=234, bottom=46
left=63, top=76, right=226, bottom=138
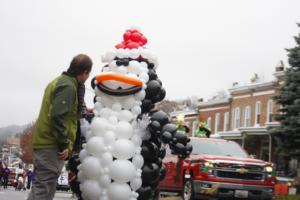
left=27, top=54, right=92, bottom=200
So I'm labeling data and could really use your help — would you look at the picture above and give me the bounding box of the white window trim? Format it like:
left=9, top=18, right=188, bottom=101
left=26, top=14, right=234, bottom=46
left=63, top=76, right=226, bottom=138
left=215, top=113, right=220, bottom=133
left=244, top=106, right=251, bottom=127
left=207, top=117, right=211, bottom=129
left=234, top=107, right=240, bottom=129
left=255, top=101, right=261, bottom=126
left=267, top=100, right=273, bottom=122
left=223, top=112, right=229, bottom=131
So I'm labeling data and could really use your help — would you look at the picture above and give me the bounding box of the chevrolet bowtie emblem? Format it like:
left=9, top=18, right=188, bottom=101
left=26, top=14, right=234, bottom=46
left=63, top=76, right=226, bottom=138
left=236, top=168, right=248, bottom=174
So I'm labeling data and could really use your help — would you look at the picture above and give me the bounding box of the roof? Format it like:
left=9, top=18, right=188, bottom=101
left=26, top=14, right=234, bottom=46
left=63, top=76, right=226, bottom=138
left=229, top=80, right=277, bottom=95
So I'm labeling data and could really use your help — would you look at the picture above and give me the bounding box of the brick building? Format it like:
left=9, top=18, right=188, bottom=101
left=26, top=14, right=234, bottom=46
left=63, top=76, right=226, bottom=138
left=201, top=65, right=285, bottom=162
left=170, top=63, right=285, bottom=163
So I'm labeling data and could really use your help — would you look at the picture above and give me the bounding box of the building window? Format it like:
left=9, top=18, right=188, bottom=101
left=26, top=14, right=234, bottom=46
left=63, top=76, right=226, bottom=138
left=215, top=113, right=220, bottom=133
left=255, top=101, right=261, bottom=125
left=242, top=106, right=251, bottom=127
left=207, top=117, right=211, bottom=129
left=267, top=100, right=273, bottom=122
left=224, top=112, right=229, bottom=131
left=233, top=107, right=240, bottom=129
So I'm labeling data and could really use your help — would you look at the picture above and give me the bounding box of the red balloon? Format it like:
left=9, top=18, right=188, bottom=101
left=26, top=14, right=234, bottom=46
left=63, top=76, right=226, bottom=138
left=115, top=43, right=125, bottom=49
left=140, top=36, right=147, bottom=45
left=126, top=42, right=140, bottom=49
left=131, top=32, right=142, bottom=42
left=123, top=31, right=131, bottom=41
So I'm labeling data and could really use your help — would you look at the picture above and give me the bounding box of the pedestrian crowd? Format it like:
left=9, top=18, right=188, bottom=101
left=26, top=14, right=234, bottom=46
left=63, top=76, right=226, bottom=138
left=0, top=161, right=34, bottom=191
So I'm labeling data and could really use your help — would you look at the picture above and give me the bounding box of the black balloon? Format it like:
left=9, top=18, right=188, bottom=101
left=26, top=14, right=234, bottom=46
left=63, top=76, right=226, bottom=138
left=148, top=69, right=158, bottom=80
left=161, top=131, right=172, bottom=143
left=145, top=80, right=162, bottom=98
left=151, top=111, right=169, bottom=127
left=174, top=142, right=186, bottom=155
left=159, top=88, right=166, bottom=101
left=141, top=99, right=153, bottom=113
left=137, top=186, right=152, bottom=200
left=186, top=143, right=193, bottom=154
left=141, top=163, right=160, bottom=184
left=173, top=131, right=189, bottom=145
left=148, top=120, right=161, bottom=134
left=141, top=142, right=159, bottom=163
left=162, top=124, right=177, bottom=134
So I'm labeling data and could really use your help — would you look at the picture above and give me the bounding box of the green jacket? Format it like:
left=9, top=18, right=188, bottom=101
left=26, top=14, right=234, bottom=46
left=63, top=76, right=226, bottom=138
left=195, top=122, right=211, bottom=138
left=33, top=73, right=78, bottom=151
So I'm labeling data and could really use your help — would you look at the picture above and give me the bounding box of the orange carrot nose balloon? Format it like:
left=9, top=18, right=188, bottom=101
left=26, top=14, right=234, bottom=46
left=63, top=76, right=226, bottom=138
left=96, top=73, right=143, bottom=87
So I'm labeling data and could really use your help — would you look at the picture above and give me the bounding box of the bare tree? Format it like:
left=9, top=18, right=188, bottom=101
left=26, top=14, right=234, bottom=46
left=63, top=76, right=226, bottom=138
left=20, top=123, right=35, bottom=163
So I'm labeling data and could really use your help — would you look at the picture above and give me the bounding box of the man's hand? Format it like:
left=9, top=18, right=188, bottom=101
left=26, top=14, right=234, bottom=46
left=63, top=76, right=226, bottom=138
left=58, top=149, right=69, bottom=160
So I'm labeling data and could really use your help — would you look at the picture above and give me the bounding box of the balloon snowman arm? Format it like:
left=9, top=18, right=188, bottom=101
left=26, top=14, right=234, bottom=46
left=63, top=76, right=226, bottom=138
left=148, top=110, right=193, bottom=159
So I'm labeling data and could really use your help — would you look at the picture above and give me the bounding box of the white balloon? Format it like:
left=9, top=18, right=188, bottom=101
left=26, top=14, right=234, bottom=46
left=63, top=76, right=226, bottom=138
left=101, top=152, right=113, bottom=166
left=130, top=178, right=142, bottom=191
left=107, top=182, right=132, bottom=200
left=91, top=117, right=108, bottom=135
left=109, top=60, right=117, bottom=71
left=79, top=149, right=88, bottom=162
left=132, top=155, right=144, bottom=169
left=81, top=157, right=101, bottom=180
left=131, top=106, right=141, bottom=115
left=108, top=115, right=118, bottom=125
left=139, top=72, right=149, bottom=83
left=140, top=62, right=148, bottom=71
left=77, top=171, right=85, bottom=183
left=103, top=130, right=116, bottom=145
left=94, top=102, right=103, bottom=112
left=99, top=195, right=109, bottom=200
left=102, top=95, right=115, bottom=107
left=115, top=121, right=133, bottom=139
left=81, top=180, right=102, bottom=200
left=118, top=110, right=134, bottom=122
left=121, top=97, right=136, bottom=110
left=129, top=49, right=140, bottom=59
left=109, top=160, right=136, bottom=183
left=105, top=51, right=116, bottom=61
left=99, top=108, right=112, bottom=119
left=116, top=66, right=127, bottom=75
left=111, top=103, right=121, bottom=111
left=128, top=61, right=142, bottom=75
left=99, top=174, right=111, bottom=188
left=85, top=130, right=93, bottom=141
left=134, top=90, right=145, bottom=101
left=112, top=139, right=135, bottom=159
left=131, top=134, right=142, bottom=147
left=127, top=73, right=138, bottom=80
left=86, top=137, right=105, bottom=156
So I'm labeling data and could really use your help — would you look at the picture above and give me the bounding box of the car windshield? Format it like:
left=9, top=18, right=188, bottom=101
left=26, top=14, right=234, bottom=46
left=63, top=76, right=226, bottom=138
left=191, top=139, right=249, bottom=158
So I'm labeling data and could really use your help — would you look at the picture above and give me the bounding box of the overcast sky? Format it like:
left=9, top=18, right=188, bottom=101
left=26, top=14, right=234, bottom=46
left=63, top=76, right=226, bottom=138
left=0, top=0, right=299, bottom=127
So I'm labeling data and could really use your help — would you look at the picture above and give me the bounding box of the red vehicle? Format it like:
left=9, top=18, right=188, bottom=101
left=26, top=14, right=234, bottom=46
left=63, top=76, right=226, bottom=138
left=160, top=137, right=275, bottom=200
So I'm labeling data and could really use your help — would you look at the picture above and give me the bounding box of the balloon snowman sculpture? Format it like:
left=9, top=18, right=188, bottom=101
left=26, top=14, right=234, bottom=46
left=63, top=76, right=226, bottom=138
left=76, top=28, right=193, bottom=200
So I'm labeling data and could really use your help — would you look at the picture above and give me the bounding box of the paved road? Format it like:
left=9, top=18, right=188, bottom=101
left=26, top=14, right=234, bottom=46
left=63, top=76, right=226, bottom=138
left=0, top=187, right=75, bottom=200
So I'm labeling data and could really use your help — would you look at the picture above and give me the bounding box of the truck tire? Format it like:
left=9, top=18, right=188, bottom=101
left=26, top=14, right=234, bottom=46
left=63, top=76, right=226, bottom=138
left=182, top=179, right=195, bottom=200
